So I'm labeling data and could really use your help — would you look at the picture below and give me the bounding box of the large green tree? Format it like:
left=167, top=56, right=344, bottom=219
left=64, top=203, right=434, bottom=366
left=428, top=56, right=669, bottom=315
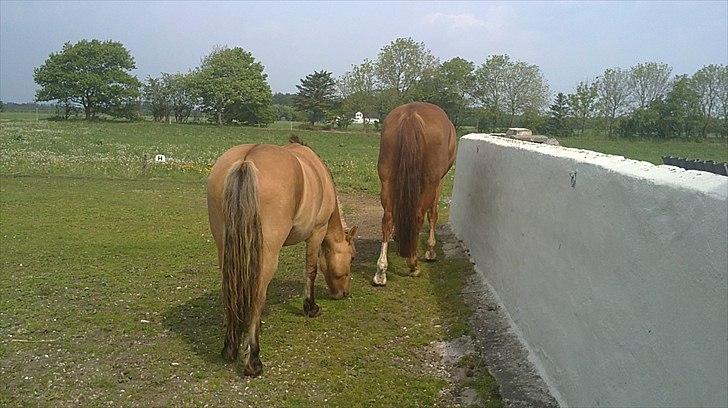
left=339, top=39, right=439, bottom=118
left=190, top=46, right=273, bottom=125
left=691, top=64, right=725, bottom=137
left=472, top=55, right=510, bottom=120
left=596, top=67, right=631, bottom=136
left=718, top=65, right=728, bottom=137
left=663, top=75, right=702, bottom=138
left=472, top=55, right=549, bottom=128
left=567, top=80, right=599, bottom=135
left=545, top=92, right=573, bottom=137
left=143, top=75, right=172, bottom=122
left=166, top=73, right=195, bottom=123
left=34, top=39, right=140, bottom=120
left=143, top=73, right=194, bottom=123
left=628, top=62, right=673, bottom=109
left=376, top=37, right=438, bottom=98
left=294, top=70, right=338, bottom=124
left=502, top=60, right=549, bottom=126
left=620, top=73, right=702, bottom=139
left=339, top=59, right=379, bottom=120
left=621, top=75, right=701, bottom=139
left=411, top=57, right=475, bottom=127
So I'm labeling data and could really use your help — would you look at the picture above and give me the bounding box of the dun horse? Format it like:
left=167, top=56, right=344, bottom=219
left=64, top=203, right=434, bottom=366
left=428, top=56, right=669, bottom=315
left=374, top=102, right=456, bottom=286
left=207, top=138, right=357, bottom=377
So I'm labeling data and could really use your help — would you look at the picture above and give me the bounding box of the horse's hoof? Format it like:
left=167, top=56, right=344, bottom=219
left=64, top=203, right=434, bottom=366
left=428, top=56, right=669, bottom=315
left=425, top=250, right=437, bottom=261
left=303, top=298, right=320, bottom=317
left=410, top=268, right=421, bottom=277
left=222, top=345, right=238, bottom=362
left=244, top=357, right=263, bottom=377
left=372, top=271, right=387, bottom=286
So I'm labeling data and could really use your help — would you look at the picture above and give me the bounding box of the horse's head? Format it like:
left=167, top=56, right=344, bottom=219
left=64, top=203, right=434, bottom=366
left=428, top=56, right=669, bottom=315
left=319, top=226, right=357, bottom=299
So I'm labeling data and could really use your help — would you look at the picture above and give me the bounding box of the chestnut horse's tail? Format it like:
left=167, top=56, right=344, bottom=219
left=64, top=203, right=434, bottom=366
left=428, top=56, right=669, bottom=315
left=394, top=111, right=425, bottom=258
left=222, top=160, right=262, bottom=353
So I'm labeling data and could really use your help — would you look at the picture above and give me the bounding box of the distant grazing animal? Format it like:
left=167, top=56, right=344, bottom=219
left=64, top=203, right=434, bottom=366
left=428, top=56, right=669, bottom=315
left=374, top=102, right=456, bottom=285
left=207, top=138, right=357, bottom=377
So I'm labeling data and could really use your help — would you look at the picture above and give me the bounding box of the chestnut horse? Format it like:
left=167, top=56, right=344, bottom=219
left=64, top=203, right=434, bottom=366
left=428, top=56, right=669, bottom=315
left=373, top=102, right=456, bottom=286
left=207, top=139, right=357, bottom=377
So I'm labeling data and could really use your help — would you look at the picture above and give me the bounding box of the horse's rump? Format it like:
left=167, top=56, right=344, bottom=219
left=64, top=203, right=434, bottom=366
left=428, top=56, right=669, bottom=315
left=380, top=102, right=456, bottom=259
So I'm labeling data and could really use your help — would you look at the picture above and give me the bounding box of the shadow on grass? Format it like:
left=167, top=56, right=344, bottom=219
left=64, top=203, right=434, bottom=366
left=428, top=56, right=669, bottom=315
left=163, top=291, right=223, bottom=364
left=353, top=237, right=422, bottom=286
left=163, top=278, right=305, bottom=364
left=164, top=236, right=403, bottom=365
left=353, top=237, right=380, bottom=284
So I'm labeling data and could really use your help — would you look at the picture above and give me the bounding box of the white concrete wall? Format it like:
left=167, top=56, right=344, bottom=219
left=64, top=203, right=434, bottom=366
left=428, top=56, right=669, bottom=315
left=450, top=134, right=728, bottom=407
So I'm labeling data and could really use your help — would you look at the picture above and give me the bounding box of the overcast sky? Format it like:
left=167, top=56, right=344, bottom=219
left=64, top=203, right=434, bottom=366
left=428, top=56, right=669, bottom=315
left=1, top=1, right=726, bottom=103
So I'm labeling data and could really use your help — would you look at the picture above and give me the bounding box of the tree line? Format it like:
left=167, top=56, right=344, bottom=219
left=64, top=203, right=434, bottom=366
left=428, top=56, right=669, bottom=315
left=547, top=63, right=728, bottom=138
left=335, top=39, right=726, bottom=138
left=29, top=38, right=727, bottom=138
left=32, top=40, right=273, bottom=125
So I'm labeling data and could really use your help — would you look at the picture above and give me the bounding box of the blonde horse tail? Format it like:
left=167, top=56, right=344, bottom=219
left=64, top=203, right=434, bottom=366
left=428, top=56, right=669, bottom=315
left=222, top=160, right=262, bottom=358
left=394, top=111, right=424, bottom=258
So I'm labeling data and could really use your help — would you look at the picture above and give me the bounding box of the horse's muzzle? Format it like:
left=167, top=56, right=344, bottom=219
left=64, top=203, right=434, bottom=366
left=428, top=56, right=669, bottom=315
left=331, top=290, right=349, bottom=300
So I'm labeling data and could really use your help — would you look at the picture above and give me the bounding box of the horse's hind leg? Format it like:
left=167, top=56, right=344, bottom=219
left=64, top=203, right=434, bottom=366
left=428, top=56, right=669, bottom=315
left=406, top=255, right=420, bottom=276
left=222, top=318, right=243, bottom=362
left=242, top=252, right=278, bottom=378
left=425, top=180, right=444, bottom=262
left=424, top=205, right=438, bottom=261
left=303, top=228, right=326, bottom=317
left=374, top=181, right=394, bottom=286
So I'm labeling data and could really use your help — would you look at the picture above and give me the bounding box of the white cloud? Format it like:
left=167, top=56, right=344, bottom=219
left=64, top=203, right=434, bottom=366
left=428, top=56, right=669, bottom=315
left=422, top=12, right=486, bottom=30
left=419, top=6, right=523, bottom=54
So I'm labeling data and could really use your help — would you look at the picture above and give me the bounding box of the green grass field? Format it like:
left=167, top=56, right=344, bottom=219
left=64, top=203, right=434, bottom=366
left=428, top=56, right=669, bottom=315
left=559, top=133, right=727, bottom=164
left=0, top=116, right=497, bottom=407
left=0, top=111, right=56, bottom=121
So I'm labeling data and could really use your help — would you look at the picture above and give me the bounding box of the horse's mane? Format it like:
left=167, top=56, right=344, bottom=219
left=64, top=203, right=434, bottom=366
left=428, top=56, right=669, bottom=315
left=289, top=134, right=309, bottom=147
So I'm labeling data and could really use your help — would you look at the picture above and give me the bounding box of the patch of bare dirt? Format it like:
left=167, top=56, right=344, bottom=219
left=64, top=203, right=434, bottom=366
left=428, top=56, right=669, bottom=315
left=339, top=191, right=382, bottom=241
left=425, top=335, right=483, bottom=407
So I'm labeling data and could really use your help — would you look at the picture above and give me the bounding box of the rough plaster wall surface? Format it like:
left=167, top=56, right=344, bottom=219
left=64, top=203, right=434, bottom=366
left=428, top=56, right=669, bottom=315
left=449, top=134, right=728, bottom=407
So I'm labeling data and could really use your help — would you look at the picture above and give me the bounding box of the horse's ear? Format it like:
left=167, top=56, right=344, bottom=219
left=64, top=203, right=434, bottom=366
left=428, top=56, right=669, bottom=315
left=346, top=226, right=358, bottom=241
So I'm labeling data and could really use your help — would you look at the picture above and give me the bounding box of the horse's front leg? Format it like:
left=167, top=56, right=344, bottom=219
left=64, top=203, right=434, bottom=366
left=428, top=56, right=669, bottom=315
left=303, top=228, right=326, bottom=317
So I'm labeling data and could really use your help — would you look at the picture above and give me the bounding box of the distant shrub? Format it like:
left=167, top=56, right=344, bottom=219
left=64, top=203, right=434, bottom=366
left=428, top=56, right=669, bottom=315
left=295, top=122, right=336, bottom=131
left=295, top=123, right=318, bottom=131
left=335, top=116, right=353, bottom=130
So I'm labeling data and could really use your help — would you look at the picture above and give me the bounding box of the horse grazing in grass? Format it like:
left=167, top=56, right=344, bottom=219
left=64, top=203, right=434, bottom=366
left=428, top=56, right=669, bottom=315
left=207, top=138, right=357, bottom=377
left=373, top=102, right=456, bottom=286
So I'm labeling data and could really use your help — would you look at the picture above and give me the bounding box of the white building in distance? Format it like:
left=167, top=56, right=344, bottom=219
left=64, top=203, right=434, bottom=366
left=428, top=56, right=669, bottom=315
left=353, top=111, right=379, bottom=124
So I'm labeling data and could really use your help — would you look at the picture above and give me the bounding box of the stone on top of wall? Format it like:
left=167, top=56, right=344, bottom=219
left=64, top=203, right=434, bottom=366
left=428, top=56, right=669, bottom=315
left=505, top=127, right=533, bottom=137
left=496, top=128, right=560, bottom=145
